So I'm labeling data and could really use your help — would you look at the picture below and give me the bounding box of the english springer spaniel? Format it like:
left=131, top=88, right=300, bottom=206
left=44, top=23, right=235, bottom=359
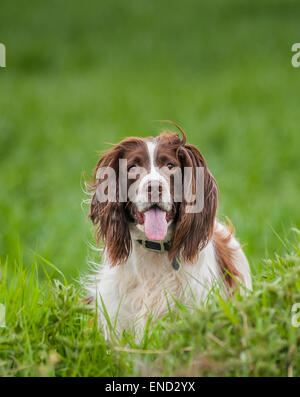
left=85, top=122, right=252, bottom=338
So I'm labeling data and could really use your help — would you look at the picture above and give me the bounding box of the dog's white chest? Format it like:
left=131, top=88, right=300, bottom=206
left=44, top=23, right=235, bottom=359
left=89, top=241, right=221, bottom=335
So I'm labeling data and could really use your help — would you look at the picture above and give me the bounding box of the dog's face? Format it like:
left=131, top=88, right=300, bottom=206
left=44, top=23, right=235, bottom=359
left=90, top=126, right=218, bottom=266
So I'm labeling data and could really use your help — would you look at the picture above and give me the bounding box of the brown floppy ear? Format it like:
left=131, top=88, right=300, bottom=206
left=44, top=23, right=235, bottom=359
left=89, top=146, right=131, bottom=266
left=169, top=144, right=218, bottom=264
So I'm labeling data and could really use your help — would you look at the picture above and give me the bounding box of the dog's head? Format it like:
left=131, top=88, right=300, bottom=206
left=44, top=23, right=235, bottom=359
left=89, top=123, right=218, bottom=266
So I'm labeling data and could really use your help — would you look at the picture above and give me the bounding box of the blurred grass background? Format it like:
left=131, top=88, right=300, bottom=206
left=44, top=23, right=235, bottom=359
left=0, top=0, right=299, bottom=280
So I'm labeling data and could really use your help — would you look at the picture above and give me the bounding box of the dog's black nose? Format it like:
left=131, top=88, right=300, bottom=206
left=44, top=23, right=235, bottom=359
left=147, top=180, right=163, bottom=202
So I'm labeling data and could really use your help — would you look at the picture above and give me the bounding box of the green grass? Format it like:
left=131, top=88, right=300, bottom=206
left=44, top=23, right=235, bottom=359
left=1, top=0, right=300, bottom=376
left=0, top=232, right=299, bottom=376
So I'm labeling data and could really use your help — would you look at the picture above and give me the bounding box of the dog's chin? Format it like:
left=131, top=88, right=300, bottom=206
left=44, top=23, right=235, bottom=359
left=130, top=203, right=175, bottom=242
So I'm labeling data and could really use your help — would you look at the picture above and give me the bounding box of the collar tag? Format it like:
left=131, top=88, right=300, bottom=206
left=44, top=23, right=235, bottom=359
left=171, top=258, right=180, bottom=271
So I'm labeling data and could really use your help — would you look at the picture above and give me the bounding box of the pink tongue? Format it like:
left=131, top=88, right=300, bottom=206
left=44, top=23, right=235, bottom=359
left=144, top=208, right=168, bottom=241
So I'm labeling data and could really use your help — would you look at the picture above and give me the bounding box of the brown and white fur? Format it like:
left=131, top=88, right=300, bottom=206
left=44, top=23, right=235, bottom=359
left=85, top=123, right=252, bottom=338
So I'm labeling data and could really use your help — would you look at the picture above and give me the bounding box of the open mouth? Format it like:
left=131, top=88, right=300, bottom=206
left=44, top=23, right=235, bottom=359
left=135, top=204, right=171, bottom=241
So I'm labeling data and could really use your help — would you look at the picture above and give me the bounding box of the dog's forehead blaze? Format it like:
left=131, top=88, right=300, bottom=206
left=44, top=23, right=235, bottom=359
left=113, top=132, right=183, bottom=172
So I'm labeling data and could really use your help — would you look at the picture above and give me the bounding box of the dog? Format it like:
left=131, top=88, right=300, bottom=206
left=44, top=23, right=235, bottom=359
left=85, top=122, right=252, bottom=338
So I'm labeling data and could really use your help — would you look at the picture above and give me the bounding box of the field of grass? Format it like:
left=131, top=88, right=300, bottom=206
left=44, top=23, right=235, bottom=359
left=0, top=0, right=300, bottom=376
left=0, top=234, right=299, bottom=376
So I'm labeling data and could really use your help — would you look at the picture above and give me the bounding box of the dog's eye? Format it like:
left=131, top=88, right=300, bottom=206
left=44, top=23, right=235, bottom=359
left=167, top=163, right=174, bottom=170
left=128, top=165, right=137, bottom=172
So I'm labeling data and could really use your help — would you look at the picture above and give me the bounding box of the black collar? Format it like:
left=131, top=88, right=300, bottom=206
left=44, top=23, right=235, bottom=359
left=137, top=239, right=171, bottom=252
left=137, top=239, right=180, bottom=270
